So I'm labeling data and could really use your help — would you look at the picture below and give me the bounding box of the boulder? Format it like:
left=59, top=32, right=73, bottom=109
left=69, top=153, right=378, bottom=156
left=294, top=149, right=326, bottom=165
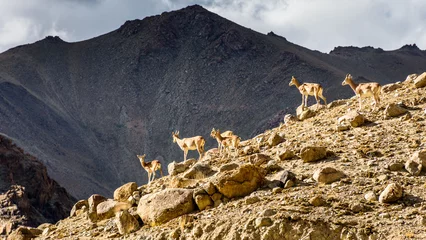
left=249, top=153, right=270, bottom=166
left=114, top=182, right=138, bottom=203
left=88, top=194, right=107, bottom=222
left=193, top=189, right=213, bottom=211
left=7, top=226, right=42, bottom=240
left=278, top=170, right=296, bottom=187
left=404, top=73, right=418, bottom=83
left=414, top=72, right=426, bottom=88
left=97, top=200, right=132, bottom=221
left=276, top=149, right=295, bottom=161
left=297, top=107, right=316, bottom=120
left=168, top=159, right=197, bottom=176
left=283, top=114, right=298, bottom=125
left=265, top=160, right=282, bottom=173
left=214, top=164, right=264, bottom=198
left=364, top=191, right=378, bottom=202
left=137, top=188, right=195, bottom=226
left=300, top=146, right=327, bottom=162
left=183, top=162, right=215, bottom=179
left=337, top=111, right=365, bottom=127
left=70, top=199, right=88, bottom=217
left=405, top=158, right=422, bottom=176
left=385, top=103, right=408, bottom=117
left=411, top=150, right=426, bottom=168
left=313, top=167, right=344, bottom=184
left=309, top=196, right=326, bottom=206
left=379, top=183, right=403, bottom=203
left=382, top=82, right=402, bottom=93
left=115, top=210, right=140, bottom=235
left=267, top=132, right=284, bottom=147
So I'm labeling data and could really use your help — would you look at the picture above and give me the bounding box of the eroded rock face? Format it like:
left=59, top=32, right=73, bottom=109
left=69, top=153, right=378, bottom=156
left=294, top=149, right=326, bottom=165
left=137, top=188, right=195, bottom=226
left=379, top=183, right=403, bottom=203
left=300, top=146, right=327, bottom=162
left=114, top=182, right=138, bottom=203
left=313, top=167, right=344, bottom=184
left=214, top=164, right=265, bottom=198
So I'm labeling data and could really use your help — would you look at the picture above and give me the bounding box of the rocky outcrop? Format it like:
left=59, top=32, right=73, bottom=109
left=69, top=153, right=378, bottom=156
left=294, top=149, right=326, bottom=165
left=137, top=188, right=195, bottom=226
left=414, top=72, right=426, bottom=88
left=168, top=159, right=197, bottom=176
left=113, top=182, right=138, bottom=203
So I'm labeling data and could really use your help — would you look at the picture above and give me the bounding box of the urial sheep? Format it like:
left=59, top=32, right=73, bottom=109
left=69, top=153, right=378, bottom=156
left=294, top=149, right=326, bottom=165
left=342, top=73, right=381, bottom=111
left=289, top=76, right=327, bottom=110
left=172, top=131, right=205, bottom=161
left=136, top=154, right=163, bottom=183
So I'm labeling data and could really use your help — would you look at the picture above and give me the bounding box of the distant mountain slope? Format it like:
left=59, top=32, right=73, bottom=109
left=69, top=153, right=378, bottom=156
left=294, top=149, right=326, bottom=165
left=0, top=135, right=75, bottom=235
left=0, top=5, right=425, bottom=198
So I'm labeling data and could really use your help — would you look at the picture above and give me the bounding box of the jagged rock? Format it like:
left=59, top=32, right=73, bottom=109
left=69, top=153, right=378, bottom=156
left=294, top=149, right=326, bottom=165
left=115, top=210, right=140, bottom=235
left=385, top=103, right=408, bottom=117
left=297, top=107, right=316, bottom=120
left=97, top=200, right=132, bottom=221
left=219, top=163, right=239, bottom=172
left=214, top=164, right=265, bottom=198
left=255, top=217, right=273, bottom=227
left=114, top=182, right=138, bottom=203
left=267, top=132, right=284, bottom=147
left=249, top=153, right=270, bottom=166
left=168, top=159, right=197, bottom=176
left=7, top=226, right=42, bottom=240
left=202, top=182, right=216, bottom=195
left=276, top=149, right=295, bottom=161
left=88, top=194, right=107, bottom=222
left=278, top=170, right=296, bottom=187
left=70, top=199, right=89, bottom=217
left=404, top=73, right=418, bottom=83
left=313, top=167, right=344, bottom=184
left=300, top=146, right=327, bottom=162
left=193, top=189, right=213, bottom=211
left=379, top=183, right=403, bottom=203
left=283, top=114, right=298, bottom=125
left=414, top=72, right=426, bottom=88
left=411, top=150, right=426, bottom=168
left=137, top=188, right=195, bottom=226
left=337, top=111, right=365, bottom=127
left=382, top=82, right=402, bottom=93
left=405, top=158, right=422, bottom=176
left=309, top=196, right=326, bottom=206
left=365, top=191, right=378, bottom=202
left=183, top=162, right=215, bottom=179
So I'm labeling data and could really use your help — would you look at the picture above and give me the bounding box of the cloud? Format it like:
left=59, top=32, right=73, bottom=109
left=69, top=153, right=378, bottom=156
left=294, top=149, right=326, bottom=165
left=0, top=0, right=425, bottom=53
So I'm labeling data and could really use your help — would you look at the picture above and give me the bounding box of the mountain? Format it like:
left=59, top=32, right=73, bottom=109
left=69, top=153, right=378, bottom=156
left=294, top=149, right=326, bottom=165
left=0, top=134, right=75, bottom=235
left=0, top=5, right=426, bottom=199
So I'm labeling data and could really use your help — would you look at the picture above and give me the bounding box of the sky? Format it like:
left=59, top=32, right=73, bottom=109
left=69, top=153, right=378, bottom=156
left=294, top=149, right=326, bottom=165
left=0, top=0, right=425, bottom=54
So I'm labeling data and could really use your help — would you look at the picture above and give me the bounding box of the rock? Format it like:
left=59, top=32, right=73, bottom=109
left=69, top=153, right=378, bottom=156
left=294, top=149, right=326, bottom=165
left=210, top=192, right=223, bottom=202
left=214, top=164, right=265, bottom=198
left=297, top=107, right=316, bottom=120
left=284, top=114, right=298, bottom=125
left=414, top=72, right=426, bottom=88
left=70, top=199, right=89, bottom=217
left=265, top=160, right=282, bottom=173
left=278, top=170, right=296, bottom=187
left=115, top=210, right=140, bottom=235
left=272, top=187, right=282, bottom=194
left=313, top=167, right=344, bottom=184
left=300, top=146, right=327, bottom=162
left=245, top=196, right=261, bottom=204
left=255, top=217, right=273, bottom=227
left=411, top=150, right=426, bottom=168
left=387, top=161, right=404, bottom=171
left=88, top=194, right=107, bottom=222
left=169, top=228, right=181, bottom=239
left=404, top=73, right=418, bottom=83
left=379, top=183, right=403, bottom=203
left=382, top=82, right=402, bottom=93
left=193, top=188, right=213, bottom=211
left=261, top=209, right=277, bottom=217
left=243, top=145, right=254, bottom=155
left=183, top=162, right=214, bottom=179
left=417, top=215, right=426, bottom=226
left=219, top=163, right=239, bottom=172
left=249, top=153, right=270, bottom=166
left=327, top=99, right=347, bottom=108
left=202, top=182, right=217, bottom=195
left=137, top=188, right=195, bottom=226
left=276, top=149, right=295, bottom=161
left=365, top=191, right=378, bottom=202
left=350, top=203, right=365, bottom=213
left=337, top=111, right=365, bottom=127
left=192, top=225, right=203, bottom=237
left=7, top=226, right=42, bottom=240
left=385, top=103, right=408, bottom=117
left=97, top=200, right=131, bottom=221
left=114, top=182, right=138, bottom=203
left=336, top=124, right=350, bottom=132
left=284, top=180, right=295, bottom=188
left=309, top=196, right=326, bottom=206
left=405, top=158, right=422, bottom=176
left=268, top=132, right=284, bottom=147
left=377, top=174, right=388, bottom=182
left=168, top=159, right=197, bottom=176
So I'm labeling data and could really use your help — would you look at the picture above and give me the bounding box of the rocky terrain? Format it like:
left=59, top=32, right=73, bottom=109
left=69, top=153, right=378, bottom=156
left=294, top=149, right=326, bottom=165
left=10, top=73, right=425, bottom=239
left=0, top=135, right=75, bottom=237
left=1, top=5, right=426, bottom=199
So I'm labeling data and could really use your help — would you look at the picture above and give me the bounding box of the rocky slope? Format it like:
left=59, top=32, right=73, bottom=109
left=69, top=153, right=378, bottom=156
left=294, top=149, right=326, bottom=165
left=0, top=135, right=75, bottom=237
left=22, top=73, right=426, bottom=239
left=1, top=5, right=426, bottom=199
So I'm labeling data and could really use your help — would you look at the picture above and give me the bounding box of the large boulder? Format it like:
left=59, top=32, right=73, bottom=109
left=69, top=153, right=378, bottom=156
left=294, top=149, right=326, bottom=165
left=70, top=199, right=88, bottom=217
left=214, top=164, right=265, bottom=198
left=137, top=188, right=195, bottom=226
left=313, top=167, right=344, bottom=184
left=115, top=210, right=140, bottom=235
left=414, top=72, right=426, bottom=88
left=88, top=194, right=107, bottom=222
left=337, top=111, right=365, bottom=127
left=384, top=103, right=408, bottom=118
left=300, top=146, right=327, bottom=162
left=168, top=159, right=197, bottom=176
left=97, top=200, right=132, bottom=221
left=114, top=182, right=138, bottom=203
left=379, top=183, right=403, bottom=203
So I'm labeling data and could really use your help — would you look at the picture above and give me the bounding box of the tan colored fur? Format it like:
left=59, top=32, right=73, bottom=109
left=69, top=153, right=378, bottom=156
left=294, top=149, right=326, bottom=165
left=137, top=154, right=163, bottom=183
left=289, top=76, right=327, bottom=110
left=210, top=128, right=240, bottom=158
left=172, top=131, right=205, bottom=161
left=342, top=73, right=381, bottom=110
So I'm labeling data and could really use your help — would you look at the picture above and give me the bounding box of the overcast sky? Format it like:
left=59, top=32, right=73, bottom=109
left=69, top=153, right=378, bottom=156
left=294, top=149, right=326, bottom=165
left=1, top=0, right=425, bottom=54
